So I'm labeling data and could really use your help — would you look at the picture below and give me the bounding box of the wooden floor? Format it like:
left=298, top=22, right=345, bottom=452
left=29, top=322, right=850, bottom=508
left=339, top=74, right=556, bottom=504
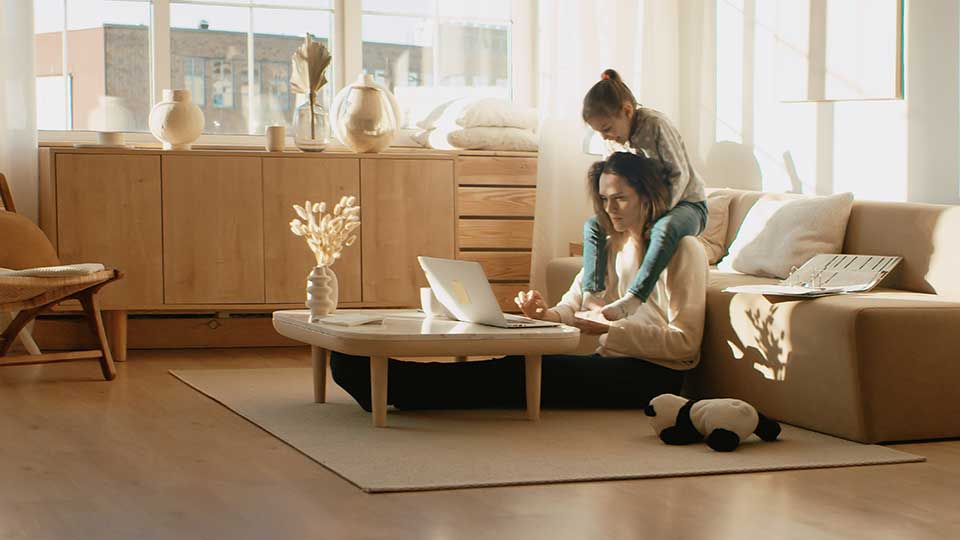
left=1, top=348, right=958, bottom=540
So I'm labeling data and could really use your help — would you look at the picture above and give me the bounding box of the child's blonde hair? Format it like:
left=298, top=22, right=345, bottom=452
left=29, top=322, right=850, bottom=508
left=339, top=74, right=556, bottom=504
left=582, top=69, right=638, bottom=122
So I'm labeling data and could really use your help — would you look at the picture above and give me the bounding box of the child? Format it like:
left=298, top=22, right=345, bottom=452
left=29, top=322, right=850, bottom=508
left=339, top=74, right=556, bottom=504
left=581, top=69, right=707, bottom=320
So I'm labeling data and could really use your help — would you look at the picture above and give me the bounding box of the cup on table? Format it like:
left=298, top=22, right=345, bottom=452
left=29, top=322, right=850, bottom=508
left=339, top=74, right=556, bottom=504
left=420, top=287, right=452, bottom=319
left=265, top=125, right=286, bottom=152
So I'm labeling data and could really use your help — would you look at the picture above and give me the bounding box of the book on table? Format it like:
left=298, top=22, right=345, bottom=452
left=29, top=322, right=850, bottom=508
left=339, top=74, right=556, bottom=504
left=722, top=254, right=902, bottom=298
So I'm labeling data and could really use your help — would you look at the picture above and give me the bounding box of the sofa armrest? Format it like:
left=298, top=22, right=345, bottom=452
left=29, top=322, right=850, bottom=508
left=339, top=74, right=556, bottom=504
left=546, top=257, right=582, bottom=306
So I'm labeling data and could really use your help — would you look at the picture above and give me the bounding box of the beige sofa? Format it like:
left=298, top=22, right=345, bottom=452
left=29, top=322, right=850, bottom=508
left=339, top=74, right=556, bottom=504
left=547, top=189, right=960, bottom=443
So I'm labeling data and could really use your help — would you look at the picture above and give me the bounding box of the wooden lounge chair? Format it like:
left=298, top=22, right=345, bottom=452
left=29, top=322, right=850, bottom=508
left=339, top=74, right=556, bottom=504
left=0, top=173, right=121, bottom=380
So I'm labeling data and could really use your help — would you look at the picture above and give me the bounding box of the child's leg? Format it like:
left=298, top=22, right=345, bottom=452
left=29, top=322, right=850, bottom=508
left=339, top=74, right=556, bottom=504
left=602, top=201, right=708, bottom=320
left=581, top=215, right=608, bottom=294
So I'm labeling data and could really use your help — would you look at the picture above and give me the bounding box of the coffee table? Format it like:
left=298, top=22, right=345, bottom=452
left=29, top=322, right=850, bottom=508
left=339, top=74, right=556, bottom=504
left=272, top=309, right=581, bottom=427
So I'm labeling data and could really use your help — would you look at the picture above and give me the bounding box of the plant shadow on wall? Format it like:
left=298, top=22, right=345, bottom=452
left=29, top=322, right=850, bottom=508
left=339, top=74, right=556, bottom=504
left=726, top=296, right=793, bottom=382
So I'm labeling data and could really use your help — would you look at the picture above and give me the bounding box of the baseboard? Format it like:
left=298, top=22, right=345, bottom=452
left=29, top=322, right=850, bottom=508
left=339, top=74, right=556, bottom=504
left=33, top=313, right=303, bottom=350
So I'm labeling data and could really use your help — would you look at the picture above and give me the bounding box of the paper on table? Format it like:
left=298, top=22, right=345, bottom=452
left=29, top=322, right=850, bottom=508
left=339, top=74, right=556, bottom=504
left=723, top=254, right=902, bottom=298
left=316, top=313, right=384, bottom=327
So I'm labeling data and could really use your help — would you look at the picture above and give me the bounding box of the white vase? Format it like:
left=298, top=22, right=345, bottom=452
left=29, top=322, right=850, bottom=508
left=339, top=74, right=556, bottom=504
left=88, top=95, right=132, bottom=144
left=149, top=89, right=205, bottom=150
left=306, top=266, right=339, bottom=322
left=330, top=74, right=402, bottom=153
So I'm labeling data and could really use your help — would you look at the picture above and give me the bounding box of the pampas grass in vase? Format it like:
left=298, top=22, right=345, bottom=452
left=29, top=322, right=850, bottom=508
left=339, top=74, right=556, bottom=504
left=289, top=195, right=360, bottom=321
left=290, top=34, right=333, bottom=151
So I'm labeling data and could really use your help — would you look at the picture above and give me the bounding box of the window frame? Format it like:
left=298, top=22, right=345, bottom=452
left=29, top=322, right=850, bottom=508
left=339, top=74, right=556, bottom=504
left=37, top=0, right=536, bottom=146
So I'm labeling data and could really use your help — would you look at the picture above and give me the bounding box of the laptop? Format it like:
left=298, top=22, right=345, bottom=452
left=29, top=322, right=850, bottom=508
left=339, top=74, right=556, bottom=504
left=417, top=256, right=561, bottom=329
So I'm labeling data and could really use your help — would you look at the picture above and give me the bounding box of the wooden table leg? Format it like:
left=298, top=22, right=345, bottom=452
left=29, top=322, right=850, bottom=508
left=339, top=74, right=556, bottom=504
left=311, top=346, right=328, bottom=403
left=370, top=355, right=389, bottom=427
left=525, top=354, right=542, bottom=421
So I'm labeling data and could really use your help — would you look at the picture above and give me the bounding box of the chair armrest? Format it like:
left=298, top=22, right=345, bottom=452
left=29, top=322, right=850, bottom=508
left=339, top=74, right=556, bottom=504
left=546, top=257, right=583, bottom=306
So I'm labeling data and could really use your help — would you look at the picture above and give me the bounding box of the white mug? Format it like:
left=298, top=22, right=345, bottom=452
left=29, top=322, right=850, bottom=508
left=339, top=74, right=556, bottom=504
left=420, top=287, right=452, bottom=318
left=265, top=125, right=285, bottom=152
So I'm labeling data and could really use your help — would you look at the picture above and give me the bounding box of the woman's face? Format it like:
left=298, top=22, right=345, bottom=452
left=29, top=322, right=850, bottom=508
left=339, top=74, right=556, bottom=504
left=586, top=105, right=633, bottom=144
left=598, top=172, right=643, bottom=233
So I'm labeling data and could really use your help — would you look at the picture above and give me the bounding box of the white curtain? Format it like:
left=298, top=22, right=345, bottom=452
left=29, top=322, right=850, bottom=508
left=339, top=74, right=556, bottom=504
left=0, top=1, right=38, bottom=221
left=531, top=0, right=680, bottom=292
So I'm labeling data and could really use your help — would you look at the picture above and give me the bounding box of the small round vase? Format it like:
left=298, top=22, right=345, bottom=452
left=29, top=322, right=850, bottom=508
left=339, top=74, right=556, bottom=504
left=149, top=89, right=205, bottom=150
left=294, top=101, right=331, bottom=151
left=306, top=266, right=339, bottom=322
left=331, top=74, right=401, bottom=153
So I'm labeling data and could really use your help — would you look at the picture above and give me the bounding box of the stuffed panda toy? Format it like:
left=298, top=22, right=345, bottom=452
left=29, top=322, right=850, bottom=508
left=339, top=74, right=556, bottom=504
left=644, top=394, right=782, bottom=452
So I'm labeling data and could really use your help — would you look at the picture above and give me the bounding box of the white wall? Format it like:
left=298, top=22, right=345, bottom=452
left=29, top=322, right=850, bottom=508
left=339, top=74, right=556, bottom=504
left=678, top=0, right=960, bottom=205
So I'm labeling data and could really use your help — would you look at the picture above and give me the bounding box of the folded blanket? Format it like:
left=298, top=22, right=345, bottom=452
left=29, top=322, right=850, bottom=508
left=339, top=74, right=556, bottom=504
left=0, top=263, right=106, bottom=278
left=446, top=126, right=539, bottom=152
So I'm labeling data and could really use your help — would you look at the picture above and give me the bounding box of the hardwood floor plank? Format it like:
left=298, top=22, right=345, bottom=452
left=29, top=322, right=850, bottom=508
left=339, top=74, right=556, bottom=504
left=0, top=347, right=957, bottom=540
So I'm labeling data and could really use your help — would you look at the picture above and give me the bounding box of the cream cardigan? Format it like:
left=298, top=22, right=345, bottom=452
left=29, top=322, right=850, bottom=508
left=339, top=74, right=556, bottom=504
left=549, top=236, right=708, bottom=370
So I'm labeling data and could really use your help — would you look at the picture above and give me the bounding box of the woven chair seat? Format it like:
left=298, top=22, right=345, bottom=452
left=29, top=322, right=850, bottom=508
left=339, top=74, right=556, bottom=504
left=0, top=269, right=117, bottom=308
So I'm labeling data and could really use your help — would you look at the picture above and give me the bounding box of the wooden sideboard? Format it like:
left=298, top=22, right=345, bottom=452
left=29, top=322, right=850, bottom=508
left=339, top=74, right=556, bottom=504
left=39, top=147, right=538, bottom=319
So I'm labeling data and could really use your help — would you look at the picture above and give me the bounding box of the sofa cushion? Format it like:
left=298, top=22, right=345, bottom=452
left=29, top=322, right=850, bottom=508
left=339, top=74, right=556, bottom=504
left=718, top=192, right=854, bottom=279
left=693, top=271, right=960, bottom=442
left=699, top=192, right=732, bottom=265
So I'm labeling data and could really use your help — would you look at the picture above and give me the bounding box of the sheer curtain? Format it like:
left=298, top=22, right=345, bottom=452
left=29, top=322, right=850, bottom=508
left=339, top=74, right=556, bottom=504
left=0, top=0, right=38, bottom=221
left=531, top=0, right=680, bottom=292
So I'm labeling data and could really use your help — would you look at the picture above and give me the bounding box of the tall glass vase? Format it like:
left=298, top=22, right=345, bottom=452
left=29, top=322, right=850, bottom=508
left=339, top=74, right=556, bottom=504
left=294, top=100, right=330, bottom=152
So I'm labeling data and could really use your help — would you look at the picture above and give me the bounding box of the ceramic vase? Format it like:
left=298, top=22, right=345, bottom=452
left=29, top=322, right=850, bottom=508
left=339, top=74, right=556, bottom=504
left=330, top=74, right=402, bottom=153
left=306, top=265, right=338, bottom=322
left=293, top=100, right=331, bottom=151
left=88, top=95, right=132, bottom=145
left=149, top=89, right=205, bottom=150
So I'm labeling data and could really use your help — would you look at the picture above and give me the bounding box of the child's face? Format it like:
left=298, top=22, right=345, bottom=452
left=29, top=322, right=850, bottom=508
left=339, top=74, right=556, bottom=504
left=587, top=105, right=633, bottom=144
left=598, top=172, right=643, bottom=233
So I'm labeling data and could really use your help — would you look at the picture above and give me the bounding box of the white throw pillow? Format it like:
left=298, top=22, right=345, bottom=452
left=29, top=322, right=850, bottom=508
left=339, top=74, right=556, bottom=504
left=717, top=192, right=854, bottom=278
left=411, top=128, right=456, bottom=150
left=455, top=98, right=538, bottom=131
left=447, top=127, right=539, bottom=152
left=416, top=98, right=471, bottom=131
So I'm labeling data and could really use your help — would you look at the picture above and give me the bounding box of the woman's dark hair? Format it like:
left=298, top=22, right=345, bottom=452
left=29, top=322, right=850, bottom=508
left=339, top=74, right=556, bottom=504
left=582, top=69, right=638, bottom=122
left=586, top=152, right=672, bottom=243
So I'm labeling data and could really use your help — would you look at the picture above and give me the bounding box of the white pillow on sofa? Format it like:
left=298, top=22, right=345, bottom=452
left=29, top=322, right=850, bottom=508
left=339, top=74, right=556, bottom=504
left=717, top=192, right=854, bottom=279
left=447, top=127, right=539, bottom=152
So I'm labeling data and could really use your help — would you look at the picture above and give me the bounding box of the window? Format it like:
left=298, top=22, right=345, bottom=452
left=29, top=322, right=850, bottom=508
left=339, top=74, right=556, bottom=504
left=361, top=0, right=512, bottom=127
left=182, top=57, right=205, bottom=106
left=34, top=0, right=151, bottom=131
left=264, top=62, right=291, bottom=111
left=34, top=0, right=530, bottom=142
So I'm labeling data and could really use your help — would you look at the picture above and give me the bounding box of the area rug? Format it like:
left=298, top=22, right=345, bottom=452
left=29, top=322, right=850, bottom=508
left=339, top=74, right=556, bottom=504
left=171, top=368, right=924, bottom=493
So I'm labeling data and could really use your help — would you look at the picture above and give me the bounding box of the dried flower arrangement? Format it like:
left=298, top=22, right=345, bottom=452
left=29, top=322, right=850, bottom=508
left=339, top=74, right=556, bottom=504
left=289, top=196, right=361, bottom=267
left=290, top=34, right=332, bottom=140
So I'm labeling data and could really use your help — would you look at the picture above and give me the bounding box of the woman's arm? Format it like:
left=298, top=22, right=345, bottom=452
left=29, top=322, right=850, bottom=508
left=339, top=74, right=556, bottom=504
left=546, top=269, right=589, bottom=325
left=600, top=237, right=708, bottom=368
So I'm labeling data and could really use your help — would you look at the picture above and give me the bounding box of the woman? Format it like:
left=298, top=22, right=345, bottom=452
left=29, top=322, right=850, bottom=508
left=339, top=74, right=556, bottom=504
left=330, top=152, right=708, bottom=411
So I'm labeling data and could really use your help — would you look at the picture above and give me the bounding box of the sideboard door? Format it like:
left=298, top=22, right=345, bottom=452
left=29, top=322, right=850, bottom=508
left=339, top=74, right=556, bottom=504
left=262, top=157, right=362, bottom=304
left=56, top=154, right=163, bottom=309
left=360, top=159, right=455, bottom=306
left=162, top=155, right=264, bottom=304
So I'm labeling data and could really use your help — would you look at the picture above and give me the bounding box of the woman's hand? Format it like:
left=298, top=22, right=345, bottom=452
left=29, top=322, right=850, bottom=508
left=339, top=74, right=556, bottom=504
left=514, top=290, right=553, bottom=320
